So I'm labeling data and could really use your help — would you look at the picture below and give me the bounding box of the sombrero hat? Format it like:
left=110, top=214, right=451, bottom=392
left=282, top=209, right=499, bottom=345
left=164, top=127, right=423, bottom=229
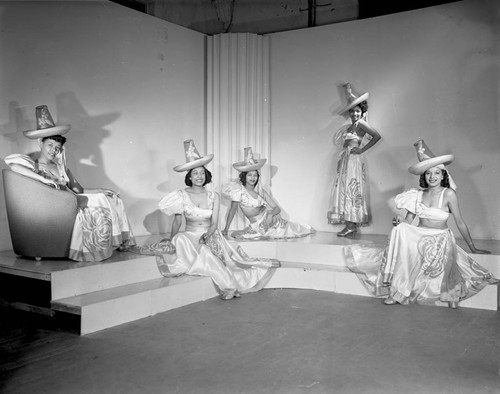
left=173, top=139, right=214, bottom=172
left=338, top=83, right=369, bottom=114
left=408, top=139, right=454, bottom=175
left=23, top=105, right=71, bottom=139
left=232, top=147, right=267, bottom=172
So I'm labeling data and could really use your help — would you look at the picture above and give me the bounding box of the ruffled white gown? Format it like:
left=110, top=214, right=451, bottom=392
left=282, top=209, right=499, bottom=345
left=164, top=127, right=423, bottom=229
left=221, top=182, right=314, bottom=240
left=156, top=189, right=278, bottom=295
left=345, top=189, right=496, bottom=306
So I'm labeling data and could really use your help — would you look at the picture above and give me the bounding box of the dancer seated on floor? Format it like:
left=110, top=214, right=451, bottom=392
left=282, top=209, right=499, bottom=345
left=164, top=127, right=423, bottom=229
left=221, top=147, right=314, bottom=240
left=141, top=139, right=279, bottom=301
left=344, top=139, right=498, bottom=309
left=4, top=105, right=135, bottom=262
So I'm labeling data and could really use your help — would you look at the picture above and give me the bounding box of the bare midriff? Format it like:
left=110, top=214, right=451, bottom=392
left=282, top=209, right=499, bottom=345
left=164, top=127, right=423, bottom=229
left=241, top=205, right=266, bottom=223
left=185, top=219, right=211, bottom=232
left=418, top=218, right=448, bottom=230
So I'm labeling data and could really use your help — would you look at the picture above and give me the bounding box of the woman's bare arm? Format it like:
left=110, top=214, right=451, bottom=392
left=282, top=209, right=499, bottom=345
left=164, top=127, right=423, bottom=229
left=446, top=189, right=489, bottom=254
left=222, top=201, right=239, bottom=235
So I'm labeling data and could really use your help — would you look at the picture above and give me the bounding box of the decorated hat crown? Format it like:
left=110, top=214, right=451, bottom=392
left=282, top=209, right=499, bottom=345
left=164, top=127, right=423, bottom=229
left=173, top=139, right=214, bottom=172
left=339, top=83, right=369, bottom=114
left=408, top=139, right=456, bottom=189
left=232, top=147, right=267, bottom=172
left=23, top=105, right=71, bottom=139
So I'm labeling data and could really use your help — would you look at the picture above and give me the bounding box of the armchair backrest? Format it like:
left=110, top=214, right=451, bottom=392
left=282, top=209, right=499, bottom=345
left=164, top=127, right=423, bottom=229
left=2, top=169, right=78, bottom=258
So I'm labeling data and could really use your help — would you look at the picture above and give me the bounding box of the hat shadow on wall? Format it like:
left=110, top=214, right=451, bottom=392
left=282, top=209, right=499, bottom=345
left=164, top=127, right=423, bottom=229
left=0, top=102, right=34, bottom=149
left=55, top=92, right=121, bottom=192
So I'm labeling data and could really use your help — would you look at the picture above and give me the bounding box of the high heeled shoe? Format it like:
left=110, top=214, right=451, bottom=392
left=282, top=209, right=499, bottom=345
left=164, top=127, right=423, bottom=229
left=448, top=301, right=459, bottom=309
left=383, top=296, right=397, bottom=305
left=484, top=274, right=500, bottom=285
left=220, top=290, right=238, bottom=300
left=337, top=227, right=357, bottom=237
left=471, top=274, right=500, bottom=285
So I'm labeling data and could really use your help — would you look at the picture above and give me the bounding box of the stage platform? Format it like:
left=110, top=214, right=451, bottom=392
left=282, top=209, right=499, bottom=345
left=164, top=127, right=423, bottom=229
left=0, top=232, right=499, bottom=335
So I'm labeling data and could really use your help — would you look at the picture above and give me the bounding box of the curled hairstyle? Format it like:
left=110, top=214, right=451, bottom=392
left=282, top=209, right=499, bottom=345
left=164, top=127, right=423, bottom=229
left=42, top=135, right=66, bottom=146
left=239, top=170, right=260, bottom=186
left=185, top=166, right=212, bottom=186
left=350, top=100, right=368, bottom=115
left=419, top=169, right=450, bottom=188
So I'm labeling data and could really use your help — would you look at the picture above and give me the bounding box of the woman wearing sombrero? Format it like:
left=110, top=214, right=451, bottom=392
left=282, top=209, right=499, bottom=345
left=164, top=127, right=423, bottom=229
left=221, top=147, right=314, bottom=240
left=154, top=140, right=279, bottom=300
left=327, top=83, right=381, bottom=237
left=4, top=105, right=135, bottom=261
left=344, top=140, right=498, bottom=308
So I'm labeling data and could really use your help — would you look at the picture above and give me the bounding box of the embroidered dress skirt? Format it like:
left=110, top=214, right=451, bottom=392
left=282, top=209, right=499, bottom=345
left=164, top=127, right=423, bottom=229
left=231, top=210, right=314, bottom=240
left=327, top=149, right=369, bottom=225
left=155, top=228, right=278, bottom=294
left=345, top=222, right=492, bottom=306
left=69, top=194, right=135, bottom=262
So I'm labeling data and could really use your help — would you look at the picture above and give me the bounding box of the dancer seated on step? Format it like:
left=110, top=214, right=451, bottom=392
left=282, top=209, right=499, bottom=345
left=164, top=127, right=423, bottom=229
left=140, top=140, right=279, bottom=301
left=4, top=105, right=135, bottom=262
left=344, top=140, right=499, bottom=309
left=221, top=147, right=314, bottom=240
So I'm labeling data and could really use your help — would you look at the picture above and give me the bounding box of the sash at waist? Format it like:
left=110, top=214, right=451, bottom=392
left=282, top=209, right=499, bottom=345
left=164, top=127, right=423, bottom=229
left=185, top=223, right=210, bottom=232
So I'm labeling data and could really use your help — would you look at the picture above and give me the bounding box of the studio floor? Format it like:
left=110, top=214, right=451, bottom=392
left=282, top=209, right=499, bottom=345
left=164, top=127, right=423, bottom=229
left=1, top=288, right=500, bottom=394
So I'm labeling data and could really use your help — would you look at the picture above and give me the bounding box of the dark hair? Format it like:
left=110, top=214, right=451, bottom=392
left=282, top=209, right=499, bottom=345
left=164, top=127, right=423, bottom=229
left=419, top=169, right=450, bottom=188
left=41, top=135, right=66, bottom=145
left=185, top=166, right=212, bottom=186
left=349, top=100, right=368, bottom=115
left=239, top=170, right=260, bottom=186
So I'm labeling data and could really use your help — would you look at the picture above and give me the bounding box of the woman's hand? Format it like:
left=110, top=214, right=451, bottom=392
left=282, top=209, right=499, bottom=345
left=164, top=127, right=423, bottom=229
left=350, top=147, right=363, bottom=155
left=42, top=178, right=58, bottom=188
left=199, top=233, right=208, bottom=244
left=221, top=229, right=228, bottom=236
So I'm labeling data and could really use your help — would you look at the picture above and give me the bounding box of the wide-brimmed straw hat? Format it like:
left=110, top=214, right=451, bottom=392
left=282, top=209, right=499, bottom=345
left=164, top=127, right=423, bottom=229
left=23, top=105, right=71, bottom=139
left=338, top=83, right=369, bottom=114
left=408, top=139, right=454, bottom=175
left=173, top=139, right=214, bottom=172
left=232, top=147, right=267, bottom=172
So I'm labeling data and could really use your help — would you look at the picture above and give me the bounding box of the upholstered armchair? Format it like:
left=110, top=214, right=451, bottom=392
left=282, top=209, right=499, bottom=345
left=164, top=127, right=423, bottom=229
left=2, top=169, right=78, bottom=260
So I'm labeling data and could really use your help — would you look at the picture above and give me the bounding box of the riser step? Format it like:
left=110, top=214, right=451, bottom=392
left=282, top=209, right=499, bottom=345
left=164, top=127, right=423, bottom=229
left=51, top=263, right=499, bottom=335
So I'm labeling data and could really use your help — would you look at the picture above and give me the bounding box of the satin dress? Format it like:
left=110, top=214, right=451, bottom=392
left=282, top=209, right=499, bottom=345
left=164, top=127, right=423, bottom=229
left=345, top=188, right=495, bottom=306
left=327, top=128, right=369, bottom=225
left=157, top=189, right=278, bottom=295
left=221, top=182, right=314, bottom=240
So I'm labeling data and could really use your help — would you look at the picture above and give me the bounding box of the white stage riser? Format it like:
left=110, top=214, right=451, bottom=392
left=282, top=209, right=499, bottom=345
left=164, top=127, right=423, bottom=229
left=241, top=242, right=346, bottom=266
left=80, top=278, right=217, bottom=335
left=42, top=240, right=499, bottom=335
left=52, top=266, right=498, bottom=335
left=265, top=268, right=498, bottom=311
left=50, top=243, right=500, bottom=301
left=240, top=242, right=500, bottom=274
left=51, top=256, right=159, bottom=299
left=52, top=276, right=218, bottom=335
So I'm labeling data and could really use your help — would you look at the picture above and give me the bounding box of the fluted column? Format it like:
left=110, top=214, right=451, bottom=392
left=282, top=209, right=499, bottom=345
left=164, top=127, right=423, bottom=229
left=207, top=33, right=271, bottom=230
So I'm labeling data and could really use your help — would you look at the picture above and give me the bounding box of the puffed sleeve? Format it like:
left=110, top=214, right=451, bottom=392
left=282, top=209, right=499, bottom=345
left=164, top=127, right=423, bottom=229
left=158, top=190, right=184, bottom=215
left=4, top=154, right=36, bottom=171
left=333, top=124, right=350, bottom=148
left=394, top=189, right=419, bottom=214
left=220, top=182, right=243, bottom=202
